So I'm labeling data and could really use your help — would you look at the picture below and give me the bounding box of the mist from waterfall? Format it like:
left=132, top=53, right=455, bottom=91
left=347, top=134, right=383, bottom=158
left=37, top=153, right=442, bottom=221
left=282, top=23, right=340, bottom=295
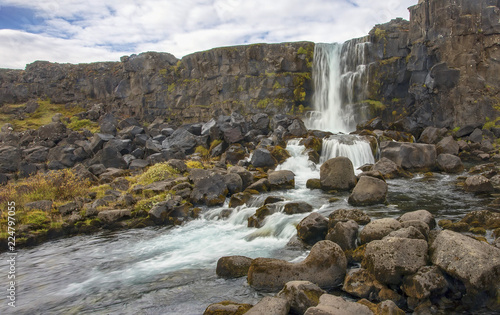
left=306, top=40, right=371, bottom=133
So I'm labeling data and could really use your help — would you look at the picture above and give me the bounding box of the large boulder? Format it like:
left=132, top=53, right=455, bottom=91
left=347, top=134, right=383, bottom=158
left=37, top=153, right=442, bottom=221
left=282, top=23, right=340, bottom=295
left=304, top=294, right=373, bottom=315
left=430, top=230, right=500, bottom=291
left=251, top=148, right=277, bottom=168
left=216, top=256, right=253, bottom=279
left=248, top=240, right=347, bottom=291
left=97, top=209, right=132, bottom=223
left=380, top=141, right=437, bottom=172
left=359, top=218, right=402, bottom=244
left=162, top=128, right=198, bottom=155
left=0, top=146, right=20, bottom=173
left=283, top=201, right=313, bottom=215
left=464, top=175, right=494, bottom=193
left=277, top=281, right=325, bottom=315
left=348, top=176, right=388, bottom=206
left=296, top=212, right=329, bottom=245
left=99, top=146, right=128, bottom=169
left=268, top=170, right=295, bottom=190
left=190, top=173, right=228, bottom=206
left=325, top=220, right=359, bottom=251
left=371, top=157, right=402, bottom=179
left=328, top=209, right=371, bottom=228
left=436, top=136, right=459, bottom=155
left=363, top=237, right=428, bottom=285
left=223, top=173, right=243, bottom=195
left=320, top=157, right=357, bottom=191
left=418, top=126, right=447, bottom=144
left=436, top=154, right=464, bottom=173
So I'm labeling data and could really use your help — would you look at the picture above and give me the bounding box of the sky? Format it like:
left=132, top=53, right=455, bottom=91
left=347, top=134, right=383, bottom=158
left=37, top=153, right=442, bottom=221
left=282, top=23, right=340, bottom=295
left=0, top=0, right=417, bottom=69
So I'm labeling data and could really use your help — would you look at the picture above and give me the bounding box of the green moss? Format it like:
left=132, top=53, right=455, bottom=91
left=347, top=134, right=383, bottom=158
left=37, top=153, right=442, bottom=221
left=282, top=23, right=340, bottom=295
left=209, top=139, right=223, bottom=153
left=379, top=56, right=401, bottom=65
left=364, top=99, right=386, bottom=110
left=22, top=210, right=50, bottom=228
left=186, top=160, right=204, bottom=169
left=133, top=162, right=179, bottom=186
left=374, top=28, right=387, bottom=41
left=273, top=81, right=284, bottom=90
left=159, top=68, right=167, bottom=76
left=297, top=47, right=308, bottom=55
left=67, top=117, right=99, bottom=132
left=167, top=83, right=176, bottom=93
left=195, top=145, right=209, bottom=158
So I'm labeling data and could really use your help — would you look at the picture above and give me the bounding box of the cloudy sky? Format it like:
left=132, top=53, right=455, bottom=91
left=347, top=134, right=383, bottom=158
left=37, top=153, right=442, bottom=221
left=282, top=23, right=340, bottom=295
left=0, top=0, right=417, bottom=69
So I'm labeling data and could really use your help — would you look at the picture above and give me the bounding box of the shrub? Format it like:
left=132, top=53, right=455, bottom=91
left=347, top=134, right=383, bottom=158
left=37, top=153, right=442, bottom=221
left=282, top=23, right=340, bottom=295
left=134, top=162, right=179, bottom=186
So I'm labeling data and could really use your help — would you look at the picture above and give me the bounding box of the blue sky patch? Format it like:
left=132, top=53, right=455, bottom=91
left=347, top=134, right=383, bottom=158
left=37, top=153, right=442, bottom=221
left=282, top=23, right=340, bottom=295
left=0, top=6, right=43, bottom=31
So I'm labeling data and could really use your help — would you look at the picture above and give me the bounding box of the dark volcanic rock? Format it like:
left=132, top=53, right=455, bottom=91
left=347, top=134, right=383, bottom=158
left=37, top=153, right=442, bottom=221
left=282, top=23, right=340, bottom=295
left=320, top=157, right=357, bottom=191
left=348, top=176, right=388, bottom=206
left=296, top=212, right=329, bottom=245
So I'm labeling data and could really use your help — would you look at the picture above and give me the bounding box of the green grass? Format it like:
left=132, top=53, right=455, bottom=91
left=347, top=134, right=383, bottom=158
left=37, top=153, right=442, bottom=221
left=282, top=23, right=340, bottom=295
left=132, top=162, right=179, bottom=186
left=67, top=116, right=99, bottom=132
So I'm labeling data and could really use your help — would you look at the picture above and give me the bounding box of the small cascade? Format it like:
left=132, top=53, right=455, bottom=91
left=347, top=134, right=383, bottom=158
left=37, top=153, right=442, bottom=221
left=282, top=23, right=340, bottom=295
left=276, top=139, right=318, bottom=188
left=307, top=40, right=372, bottom=133
left=320, top=135, right=375, bottom=170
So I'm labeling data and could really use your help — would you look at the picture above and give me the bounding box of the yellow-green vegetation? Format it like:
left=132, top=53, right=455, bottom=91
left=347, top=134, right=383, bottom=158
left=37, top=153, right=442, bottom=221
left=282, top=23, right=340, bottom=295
left=195, top=145, right=210, bottom=159
left=273, top=81, right=284, bottom=90
left=0, top=169, right=91, bottom=238
left=159, top=68, right=168, bottom=76
left=89, top=184, right=112, bottom=199
left=297, top=44, right=314, bottom=68
left=297, top=47, right=308, bottom=55
left=379, top=56, right=401, bottom=66
left=132, top=162, right=179, bottom=186
left=373, top=27, right=387, bottom=41
left=0, top=98, right=85, bottom=131
left=452, top=126, right=461, bottom=133
left=167, top=83, right=176, bottom=93
left=483, top=116, right=500, bottom=130
left=186, top=160, right=204, bottom=169
left=134, top=192, right=169, bottom=213
left=209, top=139, right=223, bottom=153
left=67, top=116, right=99, bottom=132
left=364, top=99, right=386, bottom=110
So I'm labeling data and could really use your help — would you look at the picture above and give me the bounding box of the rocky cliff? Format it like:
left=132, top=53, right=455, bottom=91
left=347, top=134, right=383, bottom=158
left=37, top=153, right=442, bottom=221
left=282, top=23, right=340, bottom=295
left=0, top=42, right=314, bottom=125
left=359, top=0, right=500, bottom=133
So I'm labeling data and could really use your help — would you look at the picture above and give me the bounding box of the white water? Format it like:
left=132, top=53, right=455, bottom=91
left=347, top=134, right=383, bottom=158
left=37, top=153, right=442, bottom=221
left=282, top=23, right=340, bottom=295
left=307, top=41, right=371, bottom=133
left=320, top=135, right=375, bottom=170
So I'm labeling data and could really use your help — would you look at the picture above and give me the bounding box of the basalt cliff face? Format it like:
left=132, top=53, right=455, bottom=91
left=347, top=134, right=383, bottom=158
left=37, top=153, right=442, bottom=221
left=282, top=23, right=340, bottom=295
left=0, top=42, right=314, bottom=125
left=0, top=0, right=499, bottom=132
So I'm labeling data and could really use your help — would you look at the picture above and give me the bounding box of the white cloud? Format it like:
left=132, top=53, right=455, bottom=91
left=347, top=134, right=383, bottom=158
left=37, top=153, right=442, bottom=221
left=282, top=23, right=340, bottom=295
left=0, top=0, right=418, bottom=69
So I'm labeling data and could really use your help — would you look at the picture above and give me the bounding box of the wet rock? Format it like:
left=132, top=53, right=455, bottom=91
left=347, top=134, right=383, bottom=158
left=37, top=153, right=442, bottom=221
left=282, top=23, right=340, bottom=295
left=326, top=220, right=359, bottom=251
left=430, top=230, right=500, bottom=291
left=398, top=209, right=436, bottom=230
left=265, top=196, right=286, bottom=205
left=248, top=240, right=347, bottom=291
left=97, top=209, right=131, bottom=223
left=304, top=294, right=372, bottom=315
left=343, top=268, right=384, bottom=299
left=25, top=200, right=53, bottom=211
left=464, top=175, right=494, bottom=193
left=247, top=205, right=272, bottom=228
left=227, top=166, right=253, bottom=189
left=296, top=212, right=329, bottom=245
left=287, top=119, right=308, bottom=137
left=401, top=266, right=448, bottom=300
left=380, top=141, right=437, bottom=172
left=436, top=153, right=464, bottom=173
left=283, top=201, right=313, bottom=214
left=203, top=301, right=253, bottom=315
left=328, top=208, right=371, bottom=228
left=277, top=281, right=325, bottom=315
left=191, top=173, right=228, bottom=206
left=348, top=176, right=387, bottom=206
left=371, top=157, right=402, bottom=179
left=216, top=256, right=253, bottom=279
left=250, top=148, right=277, bottom=168
left=436, top=136, right=459, bottom=155
left=268, top=170, right=295, bottom=190
left=228, top=192, right=252, bottom=208
left=306, top=178, right=321, bottom=189
left=385, top=226, right=425, bottom=240
left=460, top=210, right=500, bottom=229
left=363, top=237, right=428, bottom=285
left=246, top=178, right=269, bottom=193
left=320, top=157, right=357, bottom=191
left=245, top=297, right=289, bottom=315
left=359, top=218, right=402, bottom=244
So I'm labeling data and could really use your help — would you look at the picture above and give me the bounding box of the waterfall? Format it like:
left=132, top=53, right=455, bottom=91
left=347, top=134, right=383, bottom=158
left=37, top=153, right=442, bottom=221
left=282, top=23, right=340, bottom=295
left=307, top=40, right=372, bottom=133
left=320, top=135, right=375, bottom=170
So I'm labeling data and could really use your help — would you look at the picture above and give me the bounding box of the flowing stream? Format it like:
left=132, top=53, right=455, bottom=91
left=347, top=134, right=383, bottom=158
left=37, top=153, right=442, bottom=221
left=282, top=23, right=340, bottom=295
left=0, top=141, right=492, bottom=315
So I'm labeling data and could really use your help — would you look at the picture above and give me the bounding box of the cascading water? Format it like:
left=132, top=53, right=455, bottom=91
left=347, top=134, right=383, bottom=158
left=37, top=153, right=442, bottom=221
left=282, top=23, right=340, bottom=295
left=320, top=135, right=375, bottom=170
left=306, top=40, right=372, bottom=133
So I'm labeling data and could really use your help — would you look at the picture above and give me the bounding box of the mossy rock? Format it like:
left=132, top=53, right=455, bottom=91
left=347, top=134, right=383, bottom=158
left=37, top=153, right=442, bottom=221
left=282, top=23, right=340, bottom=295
left=460, top=210, right=500, bottom=229
left=300, top=136, right=322, bottom=154
left=270, top=146, right=291, bottom=164
left=469, top=227, right=486, bottom=235
left=306, top=178, right=321, bottom=190
left=345, top=244, right=366, bottom=264
left=203, top=300, right=253, bottom=315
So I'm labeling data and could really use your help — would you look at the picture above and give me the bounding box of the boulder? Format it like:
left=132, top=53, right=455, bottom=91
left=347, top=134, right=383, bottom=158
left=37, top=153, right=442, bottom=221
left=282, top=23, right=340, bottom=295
left=268, top=170, right=295, bottom=190
left=359, top=218, right=402, bottom=244
left=328, top=208, right=371, bottom=228
left=248, top=205, right=273, bottom=228
left=227, top=166, right=253, bottom=189
left=36, top=122, right=67, bottom=142
left=224, top=144, right=246, bottom=165
left=25, top=200, right=53, bottom=211
left=430, top=230, right=500, bottom=291
left=58, top=201, right=80, bottom=215
left=129, top=159, right=149, bottom=170
left=363, top=237, right=428, bottom=285
left=380, top=141, right=437, bottom=172
left=436, top=136, right=459, bottom=155
left=0, top=146, right=20, bottom=173
left=244, top=297, right=289, bottom=315
left=464, top=175, right=494, bottom=193
left=223, top=173, right=243, bottom=195
left=216, top=256, right=253, bottom=279
left=326, top=220, right=359, bottom=251
left=436, top=154, right=464, bottom=173
left=459, top=210, right=500, bottom=229
left=296, top=213, right=329, bottom=245
left=246, top=178, right=270, bottom=193
left=24, top=146, right=49, bottom=163
left=251, top=113, right=270, bottom=133
left=306, top=178, right=322, bottom=189
left=343, top=268, right=384, bottom=299
left=248, top=240, right=347, bottom=291
left=251, top=148, right=277, bottom=168
left=89, top=133, right=115, bottom=153
left=371, top=157, right=402, bottom=179
left=283, top=201, right=313, bottom=215
left=191, top=173, right=228, bottom=206
left=400, top=220, right=430, bottom=239
left=97, top=209, right=131, bottom=223
left=357, top=299, right=405, bottom=315
left=418, top=126, right=447, bottom=144
left=385, top=226, right=425, bottom=240
left=99, top=113, right=117, bottom=135
left=100, top=147, right=127, bottom=169
left=398, top=209, right=436, bottom=230
left=277, top=281, right=325, bottom=315
left=203, top=301, right=253, bottom=315
left=228, top=192, right=252, bottom=208
left=162, top=128, right=198, bottom=155
left=304, top=294, right=373, bottom=315
left=287, top=119, right=308, bottom=137
left=320, top=157, right=357, bottom=191
left=401, top=266, right=448, bottom=300
left=469, top=128, right=483, bottom=143
left=348, top=176, right=388, bottom=206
